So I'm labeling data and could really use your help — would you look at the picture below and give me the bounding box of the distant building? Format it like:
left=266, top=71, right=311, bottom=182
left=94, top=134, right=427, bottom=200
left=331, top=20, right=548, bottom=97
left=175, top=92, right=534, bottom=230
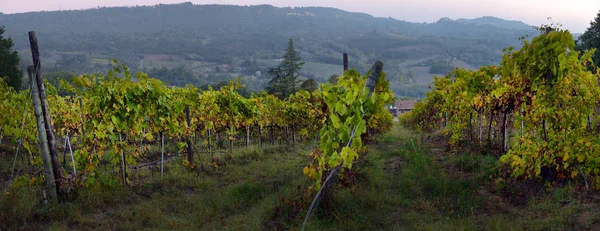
left=389, top=99, right=418, bottom=117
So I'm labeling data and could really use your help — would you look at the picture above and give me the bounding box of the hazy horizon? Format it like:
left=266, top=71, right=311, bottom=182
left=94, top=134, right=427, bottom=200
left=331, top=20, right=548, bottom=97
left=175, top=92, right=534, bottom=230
left=1, top=0, right=598, bottom=33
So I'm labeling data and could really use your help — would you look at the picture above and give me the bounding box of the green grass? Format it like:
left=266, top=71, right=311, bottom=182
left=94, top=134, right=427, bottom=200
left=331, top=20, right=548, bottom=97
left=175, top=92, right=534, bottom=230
left=1, top=124, right=599, bottom=230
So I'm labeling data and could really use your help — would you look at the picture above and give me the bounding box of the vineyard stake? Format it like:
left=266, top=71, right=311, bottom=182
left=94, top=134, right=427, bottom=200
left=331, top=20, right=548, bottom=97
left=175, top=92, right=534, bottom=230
left=343, top=53, right=348, bottom=71
left=79, top=98, right=86, bottom=139
left=259, top=126, right=263, bottom=148
left=185, top=106, right=194, bottom=166
left=66, top=131, right=76, bottom=181
left=120, top=134, right=126, bottom=185
left=208, top=129, right=212, bottom=159
left=0, top=126, right=4, bottom=147
left=479, top=113, right=482, bottom=144
left=29, top=31, right=63, bottom=197
left=302, top=61, right=383, bottom=230
left=28, top=65, right=58, bottom=202
left=139, top=129, right=144, bottom=151
left=246, top=125, right=250, bottom=149
left=62, top=132, right=68, bottom=167
left=161, top=133, right=165, bottom=176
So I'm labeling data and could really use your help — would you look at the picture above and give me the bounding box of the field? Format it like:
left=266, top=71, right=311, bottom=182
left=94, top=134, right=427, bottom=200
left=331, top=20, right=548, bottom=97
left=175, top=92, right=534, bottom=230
left=2, top=123, right=598, bottom=230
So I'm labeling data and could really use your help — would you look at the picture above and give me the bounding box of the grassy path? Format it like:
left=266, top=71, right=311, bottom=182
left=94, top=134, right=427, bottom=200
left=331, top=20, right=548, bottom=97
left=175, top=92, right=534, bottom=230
left=1, top=124, right=599, bottom=230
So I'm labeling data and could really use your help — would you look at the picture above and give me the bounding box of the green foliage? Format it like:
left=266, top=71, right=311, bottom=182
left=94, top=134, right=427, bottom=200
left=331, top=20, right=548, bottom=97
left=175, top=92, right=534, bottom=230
left=0, top=78, right=38, bottom=159
left=0, top=26, right=22, bottom=90
left=300, top=78, right=318, bottom=92
left=403, top=28, right=600, bottom=187
left=2, top=123, right=598, bottom=230
left=500, top=29, right=600, bottom=183
left=304, top=68, right=394, bottom=190
left=0, top=59, right=331, bottom=189
left=327, top=74, right=338, bottom=84
left=266, top=39, right=305, bottom=99
left=578, top=10, right=600, bottom=70
left=282, top=39, right=304, bottom=81
left=147, top=65, right=205, bottom=87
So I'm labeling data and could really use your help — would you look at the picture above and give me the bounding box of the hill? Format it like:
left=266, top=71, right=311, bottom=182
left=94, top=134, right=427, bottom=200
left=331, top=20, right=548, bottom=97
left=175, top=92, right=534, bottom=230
left=456, top=16, right=534, bottom=31
left=0, top=3, right=536, bottom=97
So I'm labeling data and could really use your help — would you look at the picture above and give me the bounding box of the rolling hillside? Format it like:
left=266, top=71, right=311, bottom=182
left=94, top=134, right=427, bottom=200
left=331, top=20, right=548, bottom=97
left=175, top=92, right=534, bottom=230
left=0, top=3, right=536, bottom=97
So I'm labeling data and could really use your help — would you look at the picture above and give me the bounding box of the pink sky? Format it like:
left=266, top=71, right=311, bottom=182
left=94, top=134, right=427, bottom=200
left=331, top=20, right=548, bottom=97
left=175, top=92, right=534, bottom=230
left=1, top=0, right=598, bottom=32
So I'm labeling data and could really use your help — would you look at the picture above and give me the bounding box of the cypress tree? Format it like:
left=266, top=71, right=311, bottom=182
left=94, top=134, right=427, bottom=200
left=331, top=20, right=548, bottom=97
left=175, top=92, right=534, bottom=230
left=267, top=39, right=304, bottom=98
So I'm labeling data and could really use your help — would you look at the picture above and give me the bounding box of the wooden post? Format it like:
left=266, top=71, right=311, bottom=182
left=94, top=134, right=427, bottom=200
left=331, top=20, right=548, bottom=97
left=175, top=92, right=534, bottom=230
left=502, top=110, right=508, bottom=153
left=28, top=66, right=57, bottom=202
left=259, top=126, right=263, bottom=148
left=29, top=31, right=62, bottom=195
left=185, top=106, right=194, bottom=166
left=365, top=61, right=383, bottom=92
left=286, top=127, right=290, bottom=145
left=120, top=134, right=126, bottom=185
left=161, top=132, right=165, bottom=176
left=469, top=112, right=473, bottom=143
left=270, top=126, right=274, bottom=145
left=79, top=98, right=86, bottom=139
left=208, top=129, right=212, bottom=159
left=62, top=132, right=68, bottom=167
left=246, top=125, right=250, bottom=149
left=343, top=53, right=348, bottom=71
left=487, top=112, right=494, bottom=146
left=292, top=126, right=296, bottom=145
left=229, top=135, right=233, bottom=154
left=479, top=113, right=482, bottom=144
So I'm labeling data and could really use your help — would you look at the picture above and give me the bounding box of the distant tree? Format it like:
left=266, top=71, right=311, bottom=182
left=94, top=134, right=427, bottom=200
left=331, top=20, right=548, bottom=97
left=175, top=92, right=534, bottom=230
left=266, top=39, right=304, bottom=98
left=300, top=78, right=318, bottom=92
left=579, top=10, right=600, bottom=71
left=0, top=26, right=23, bottom=90
left=266, top=66, right=289, bottom=98
left=282, top=40, right=304, bottom=84
left=328, top=74, right=339, bottom=84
